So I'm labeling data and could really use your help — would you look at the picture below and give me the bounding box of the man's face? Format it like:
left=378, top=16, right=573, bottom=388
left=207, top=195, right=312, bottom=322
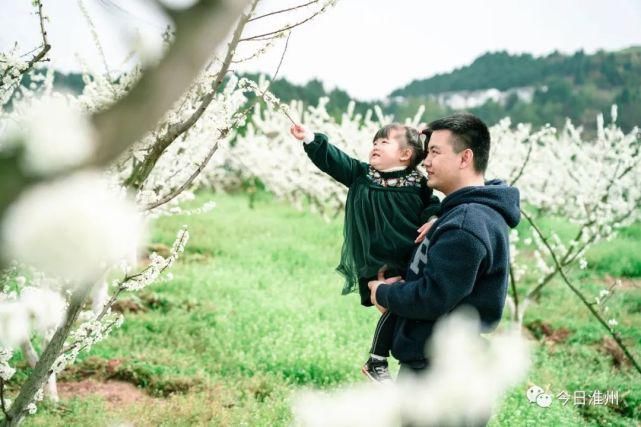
left=423, top=130, right=463, bottom=194
left=369, top=128, right=409, bottom=171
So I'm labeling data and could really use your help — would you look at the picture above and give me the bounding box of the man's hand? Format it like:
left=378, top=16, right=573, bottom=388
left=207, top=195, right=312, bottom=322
left=368, top=280, right=387, bottom=313
left=368, top=265, right=404, bottom=313
left=290, top=124, right=308, bottom=141
left=415, top=218, right=437, bottom=243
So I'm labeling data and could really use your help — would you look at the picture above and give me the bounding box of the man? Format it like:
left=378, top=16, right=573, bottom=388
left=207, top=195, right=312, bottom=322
left=368, top=112, right=520, bottom=376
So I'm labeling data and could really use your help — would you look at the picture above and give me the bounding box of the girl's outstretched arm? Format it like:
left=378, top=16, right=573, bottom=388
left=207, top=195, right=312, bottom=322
left=290, top=124, right=367, bottom=187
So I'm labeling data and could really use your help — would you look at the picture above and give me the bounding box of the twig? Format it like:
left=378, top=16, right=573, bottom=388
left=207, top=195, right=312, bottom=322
left=240, top=33, right=288, bottom=43
left=508, top=262, right=519, bottom=321
left=78, top=0, right=112, bottom=79
left=280, top=108, right=297, bottom=125
left=509, top=137, right=534, bottom=186
left=240, top=2, right=331, bottom=42
left=270, top=32, right=296, bottom=124
left=144, top=141, right=222, bottom=210
left=248, top=0, right=318, bottom=22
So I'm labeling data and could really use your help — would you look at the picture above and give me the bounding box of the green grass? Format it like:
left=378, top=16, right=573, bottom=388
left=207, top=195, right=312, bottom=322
left=19, top=192, right=641, bottom=426
left=587, top=238, right=641, bottom=277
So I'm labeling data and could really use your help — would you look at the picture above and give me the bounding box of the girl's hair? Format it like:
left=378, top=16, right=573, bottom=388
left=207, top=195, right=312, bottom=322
left=373, top=123, right=426, bottom=168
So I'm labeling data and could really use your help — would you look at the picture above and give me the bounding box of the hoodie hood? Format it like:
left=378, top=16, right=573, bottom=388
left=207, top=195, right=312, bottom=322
left=440, top=179, right=521, bottom=228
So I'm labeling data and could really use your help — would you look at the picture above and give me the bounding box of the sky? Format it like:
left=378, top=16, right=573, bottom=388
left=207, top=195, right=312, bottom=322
left=2, top=0, right=641, bottom=100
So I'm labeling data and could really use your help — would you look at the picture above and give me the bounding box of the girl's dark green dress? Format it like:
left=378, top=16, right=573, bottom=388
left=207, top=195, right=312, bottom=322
left=304, top=133, right=441, bottom=304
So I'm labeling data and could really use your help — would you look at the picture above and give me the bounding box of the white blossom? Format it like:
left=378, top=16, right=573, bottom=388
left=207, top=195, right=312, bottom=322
left=0, top=301, right=29, bottom=347
left=4, top=96, right=97, bottom=175
left=1, top=171, right=146, bottom=285
left=0, top=348, right=16, bottom=381
left=121, top=228, right=188, bottom=291
left=19, top=287, right=66, bottom=333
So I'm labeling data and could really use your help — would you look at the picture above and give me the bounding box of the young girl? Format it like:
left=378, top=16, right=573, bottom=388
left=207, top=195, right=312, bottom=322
left=290, top=123, right=440, bottom=383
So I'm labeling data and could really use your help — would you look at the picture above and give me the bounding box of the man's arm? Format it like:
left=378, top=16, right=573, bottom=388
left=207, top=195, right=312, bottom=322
left=302, top=133, right=368, bottom=187
left=375, top=228, right=487, bottom=321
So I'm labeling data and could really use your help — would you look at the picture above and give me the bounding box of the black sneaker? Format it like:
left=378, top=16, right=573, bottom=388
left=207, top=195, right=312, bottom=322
left=361, top=357, right=393, bottom=384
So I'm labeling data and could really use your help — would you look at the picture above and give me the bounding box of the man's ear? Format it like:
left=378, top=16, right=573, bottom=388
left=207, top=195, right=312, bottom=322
left=460, top=148, right=474, bottom=169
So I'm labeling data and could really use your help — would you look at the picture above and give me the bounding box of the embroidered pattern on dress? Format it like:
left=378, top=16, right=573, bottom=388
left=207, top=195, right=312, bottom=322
left=367, top=166, right=423, bottom=188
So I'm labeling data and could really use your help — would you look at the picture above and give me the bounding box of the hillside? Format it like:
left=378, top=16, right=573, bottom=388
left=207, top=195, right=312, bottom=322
left=388, top=47, right=641, bottom=131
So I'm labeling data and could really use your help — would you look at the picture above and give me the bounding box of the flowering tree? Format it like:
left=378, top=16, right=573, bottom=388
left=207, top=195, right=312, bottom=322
left=494, top=109, right=641, bottom=374
left=1, top=0, right=341, bottom=422
left=0, top=0, right=249, bottom=424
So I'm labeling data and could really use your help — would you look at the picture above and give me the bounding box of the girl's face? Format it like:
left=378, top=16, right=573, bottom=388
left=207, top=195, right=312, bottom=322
left=369, top=128, right=412, bottom=171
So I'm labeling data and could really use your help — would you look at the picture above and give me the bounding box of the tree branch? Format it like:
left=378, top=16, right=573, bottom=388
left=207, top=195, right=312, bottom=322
left=0, top=0, right=50, bottom=89
left=521, top=208, right=641, bottom=375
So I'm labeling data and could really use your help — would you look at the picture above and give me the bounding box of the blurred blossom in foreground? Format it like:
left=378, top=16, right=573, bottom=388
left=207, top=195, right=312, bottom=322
left=0, top=286, right=66, bottom=348
left=1, top=171, right=145, bottom=286
left=292, top=309, right=530, bottom=427
left=3, top=95, right=96, bottom=175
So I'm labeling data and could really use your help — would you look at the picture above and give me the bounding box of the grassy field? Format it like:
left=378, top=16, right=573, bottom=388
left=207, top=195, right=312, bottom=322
left=22, top=191, right=641, bottom=426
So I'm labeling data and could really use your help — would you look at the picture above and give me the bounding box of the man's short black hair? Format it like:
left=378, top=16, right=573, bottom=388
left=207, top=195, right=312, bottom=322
left=426, top=113, right=490, bottom=173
